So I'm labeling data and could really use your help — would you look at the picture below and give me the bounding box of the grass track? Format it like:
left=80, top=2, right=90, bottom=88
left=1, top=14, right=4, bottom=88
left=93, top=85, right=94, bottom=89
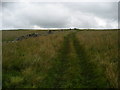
left=38, top=32, right=110, bottom=88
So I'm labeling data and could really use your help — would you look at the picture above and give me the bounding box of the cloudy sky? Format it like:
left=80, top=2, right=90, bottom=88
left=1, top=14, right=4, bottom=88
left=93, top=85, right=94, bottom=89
left=1, top=0, right=119, bottom=29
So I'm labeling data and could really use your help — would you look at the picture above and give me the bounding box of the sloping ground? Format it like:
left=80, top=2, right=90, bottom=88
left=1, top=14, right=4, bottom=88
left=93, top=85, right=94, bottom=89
left=2, top=30, right=118, bottom=88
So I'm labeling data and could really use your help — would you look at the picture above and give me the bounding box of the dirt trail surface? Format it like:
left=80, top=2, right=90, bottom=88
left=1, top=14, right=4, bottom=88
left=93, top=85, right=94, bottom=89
left=38, top=32, right=110, bottom=88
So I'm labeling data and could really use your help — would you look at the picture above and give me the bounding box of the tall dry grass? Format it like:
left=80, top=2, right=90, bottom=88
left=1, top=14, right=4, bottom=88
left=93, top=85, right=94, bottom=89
left=2, top=30, right=118, bottom=88
left=3, top=31, right=69, bottom=88
left=76, top=31, right=118, bottom=88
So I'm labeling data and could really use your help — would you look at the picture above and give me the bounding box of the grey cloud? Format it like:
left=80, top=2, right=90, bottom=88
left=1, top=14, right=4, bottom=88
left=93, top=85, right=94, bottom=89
left=2, top=3, right=71, bottom=28
left=2, top=2, right=118, bottom=29
left=64, top=2, right=118, bottom=19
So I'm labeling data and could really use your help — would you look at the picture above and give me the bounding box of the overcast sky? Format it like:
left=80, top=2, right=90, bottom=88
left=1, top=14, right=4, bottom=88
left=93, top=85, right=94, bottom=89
left=1, top=1, right=118, bottom=29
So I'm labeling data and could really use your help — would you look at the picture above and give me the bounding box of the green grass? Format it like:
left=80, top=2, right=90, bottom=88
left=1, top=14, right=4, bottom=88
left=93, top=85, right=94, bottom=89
left=72, top=32, right=109, bottom=88
left=76, top=31, right=118, bottom=87
left=2, top=30, right=118, bottom=88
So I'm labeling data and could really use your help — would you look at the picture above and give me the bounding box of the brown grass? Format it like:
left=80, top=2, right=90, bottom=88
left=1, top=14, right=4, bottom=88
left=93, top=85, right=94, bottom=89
left=76, top=31, right=118, bottom=87
left=3, top=31, right=69, bottom=88
left=2, top=30, right=118, bottom=88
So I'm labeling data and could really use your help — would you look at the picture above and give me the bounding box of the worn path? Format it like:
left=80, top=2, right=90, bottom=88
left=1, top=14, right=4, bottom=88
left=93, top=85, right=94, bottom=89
left=39, top=32, right=110, bottom=88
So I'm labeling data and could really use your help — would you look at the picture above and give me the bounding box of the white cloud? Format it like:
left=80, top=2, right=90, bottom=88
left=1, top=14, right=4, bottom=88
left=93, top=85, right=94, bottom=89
left=32, top=25, right=41, bottom=29
left=1, top=2, right=118, bottom=29
left=95, top=17, right=107, bottom=27
left=2, top=0, right=119, bottom=2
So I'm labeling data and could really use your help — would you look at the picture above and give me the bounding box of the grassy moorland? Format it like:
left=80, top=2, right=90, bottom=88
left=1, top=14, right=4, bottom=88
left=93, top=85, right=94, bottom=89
left=2, top=30, right=118, bottom=88
left=2, top=30, right=52, bottom=42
